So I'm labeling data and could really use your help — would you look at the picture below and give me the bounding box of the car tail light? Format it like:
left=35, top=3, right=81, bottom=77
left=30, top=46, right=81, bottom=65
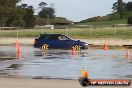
left=34, top=39, right=38, bottom=44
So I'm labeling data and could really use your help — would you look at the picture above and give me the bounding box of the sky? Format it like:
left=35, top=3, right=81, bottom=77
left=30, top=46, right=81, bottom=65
left=21, top=0, right=132, bottom=22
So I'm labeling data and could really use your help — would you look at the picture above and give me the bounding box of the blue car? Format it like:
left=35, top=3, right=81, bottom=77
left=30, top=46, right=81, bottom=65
left=34, top=34, right=88, bottom=50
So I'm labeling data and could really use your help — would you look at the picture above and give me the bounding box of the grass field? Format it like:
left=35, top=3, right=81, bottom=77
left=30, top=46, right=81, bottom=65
left=78, top=19, right=128, bottom=28
left=0, top=27, right=132, bottom=39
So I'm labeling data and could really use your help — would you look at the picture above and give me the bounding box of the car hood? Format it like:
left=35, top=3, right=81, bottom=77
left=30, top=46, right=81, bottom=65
left=72, top=40, right=88, bottom=45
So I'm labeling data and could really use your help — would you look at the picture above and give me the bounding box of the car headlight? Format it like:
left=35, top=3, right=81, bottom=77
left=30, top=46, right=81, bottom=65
left=85, top=43, right=88, bottom=46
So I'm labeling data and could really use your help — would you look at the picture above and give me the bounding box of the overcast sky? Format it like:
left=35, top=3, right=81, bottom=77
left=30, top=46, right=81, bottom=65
left=21, top=0, right=132, bottom=22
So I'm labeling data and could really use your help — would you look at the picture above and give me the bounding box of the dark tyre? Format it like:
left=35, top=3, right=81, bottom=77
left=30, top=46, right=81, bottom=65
left=79, top=77, right=91, bottom=87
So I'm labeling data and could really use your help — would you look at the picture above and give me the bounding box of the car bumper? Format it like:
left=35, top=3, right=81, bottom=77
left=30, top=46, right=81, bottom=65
left=81, top=45, right=88, bottom=50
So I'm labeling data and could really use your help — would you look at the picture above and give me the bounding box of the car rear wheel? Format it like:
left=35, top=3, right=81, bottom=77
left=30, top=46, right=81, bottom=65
left=73, top=45, right=81, bottom=51
left=41, top=44, right=49, bottom=50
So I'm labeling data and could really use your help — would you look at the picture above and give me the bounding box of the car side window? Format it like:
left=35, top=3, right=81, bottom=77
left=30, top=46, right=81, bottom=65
left=58, top=36, right=62, bottom=40
left=59, top=35, right=70, bottom=40
left=47, top=35, right=58, bottom=40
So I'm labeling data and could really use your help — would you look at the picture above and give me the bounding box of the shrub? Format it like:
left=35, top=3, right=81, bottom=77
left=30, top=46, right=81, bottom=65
left=128, top=17, right=132, bottom=24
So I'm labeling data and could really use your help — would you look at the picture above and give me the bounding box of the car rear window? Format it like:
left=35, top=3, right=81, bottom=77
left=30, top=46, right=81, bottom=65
left=38, top=35, right=46, bottom=39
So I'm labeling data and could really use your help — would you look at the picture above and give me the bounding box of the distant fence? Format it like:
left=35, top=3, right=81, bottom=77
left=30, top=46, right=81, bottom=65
left=0, top=27, right=18, bottom=30
left=0, top=25, right=132, bottom=39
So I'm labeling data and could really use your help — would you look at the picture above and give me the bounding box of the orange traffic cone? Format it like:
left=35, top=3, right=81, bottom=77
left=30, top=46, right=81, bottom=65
left=72, top=47, right=76, bottom=55
left=16, top=39, right=21, bottom=59
left=103, top=41, right=109, bottom=50
left=126, top=49, right=130, bottom=59
left=16, top=40, right=18, bottom=54
left=16, top=50, right=21, bottom=59
left=81, top=67, right=88, bottom=78
left=84, top=71, right=88, bottom=78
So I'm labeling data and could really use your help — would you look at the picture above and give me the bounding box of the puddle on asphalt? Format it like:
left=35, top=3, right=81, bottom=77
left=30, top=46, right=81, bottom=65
left=0, top=45, right=132, bottom=80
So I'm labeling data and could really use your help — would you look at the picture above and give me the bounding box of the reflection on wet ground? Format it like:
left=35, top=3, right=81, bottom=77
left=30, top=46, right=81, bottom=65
left=0, top=45, right=132, bottom=79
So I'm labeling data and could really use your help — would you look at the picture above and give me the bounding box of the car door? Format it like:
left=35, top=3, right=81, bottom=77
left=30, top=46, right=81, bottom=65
left=46, top=35, right=60, bottom=49
left=41, top=35, right=75, bottom=49
left=48, top=35, right=65, bottom=49
left=47, top=35, right=72, bottom=49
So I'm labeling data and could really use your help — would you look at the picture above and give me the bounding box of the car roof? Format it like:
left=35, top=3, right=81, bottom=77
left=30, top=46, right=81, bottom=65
left=40, top=34, right=65, bottom=36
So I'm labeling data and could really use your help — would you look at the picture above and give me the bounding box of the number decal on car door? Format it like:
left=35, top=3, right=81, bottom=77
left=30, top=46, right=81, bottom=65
left=74, top=45, right=81, bottom=51
left=41, top=44, right=49, bottom=50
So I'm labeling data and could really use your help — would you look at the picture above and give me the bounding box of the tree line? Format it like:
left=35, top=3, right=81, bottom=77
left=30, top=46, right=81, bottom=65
left=0, top=0, right=55, bottom=27
left=112, top=0, right=132, bottom=24
left=80, top=0, right=132, bottom=24
left=112, top=0, right=132, bottom=19
left=0, top=0, right=132, bottom=27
